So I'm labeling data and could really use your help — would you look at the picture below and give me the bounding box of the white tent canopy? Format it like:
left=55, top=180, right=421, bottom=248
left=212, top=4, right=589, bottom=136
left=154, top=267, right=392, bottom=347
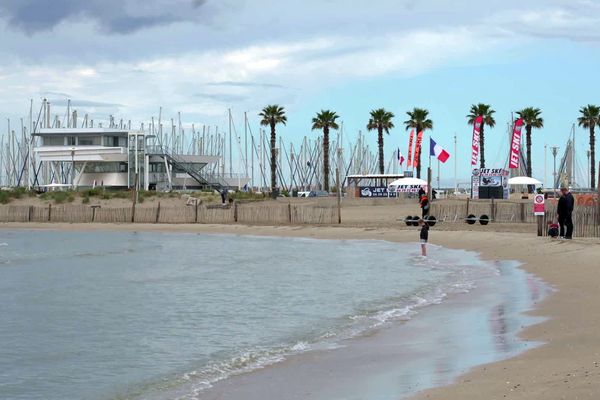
left=388, top=177, right=428, bottom=187
left=508, top=176, right=542, bottom=186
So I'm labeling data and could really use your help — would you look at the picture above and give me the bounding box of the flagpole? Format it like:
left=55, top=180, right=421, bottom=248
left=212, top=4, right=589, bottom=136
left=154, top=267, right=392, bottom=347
left=454, top=134, right=457, bottom=195
left=427, top=137, right=432, bottom=200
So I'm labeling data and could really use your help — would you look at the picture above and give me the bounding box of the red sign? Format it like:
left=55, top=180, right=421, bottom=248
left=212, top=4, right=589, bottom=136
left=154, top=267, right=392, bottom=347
left=509, top=118, right=524, bottom=169
left=407, top=129, right=415, bottom=168
left=471, top=116, right=483, bottom=166
left=533, top=194, right=545, bottom=216
left=413, top=131, right=424, bottom=169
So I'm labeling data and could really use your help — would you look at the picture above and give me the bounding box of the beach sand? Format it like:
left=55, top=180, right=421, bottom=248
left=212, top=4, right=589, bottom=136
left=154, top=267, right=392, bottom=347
left=3, top=220, right=600, bottom=399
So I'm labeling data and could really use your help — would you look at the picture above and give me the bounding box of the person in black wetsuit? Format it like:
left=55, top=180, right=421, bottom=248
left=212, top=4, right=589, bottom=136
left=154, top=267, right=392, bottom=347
left=557, top=187, right=574, bottom=239
left=419, top=218, right=429, bottom=256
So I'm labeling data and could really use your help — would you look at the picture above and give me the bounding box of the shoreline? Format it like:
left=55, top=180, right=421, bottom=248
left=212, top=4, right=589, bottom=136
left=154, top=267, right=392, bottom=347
left=3, top=222, right=600, bottom=399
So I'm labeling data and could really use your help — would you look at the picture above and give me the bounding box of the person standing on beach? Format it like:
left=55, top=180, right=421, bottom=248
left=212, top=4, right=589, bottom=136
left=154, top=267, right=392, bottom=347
left=420, top=195, right=430, bottom=218
left=557, top=187, right=574, bottom=239
left=418, top=187, right=426, bottom=202
left=419, top=218, right=429, bottom=256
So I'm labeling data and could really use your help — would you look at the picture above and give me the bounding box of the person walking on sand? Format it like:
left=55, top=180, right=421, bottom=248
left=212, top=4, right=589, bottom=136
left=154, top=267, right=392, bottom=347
left=420, top=195, right=430, bottom=218
left=419, top=218, right=429, bottom=256
left=557, top=186, right=574, bottom=239
left=418, top=186, right=426, bottom=202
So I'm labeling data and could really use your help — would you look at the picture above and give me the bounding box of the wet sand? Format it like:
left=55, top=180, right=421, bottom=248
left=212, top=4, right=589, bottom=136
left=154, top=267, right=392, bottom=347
left=3, top=222, right=600, bottom=399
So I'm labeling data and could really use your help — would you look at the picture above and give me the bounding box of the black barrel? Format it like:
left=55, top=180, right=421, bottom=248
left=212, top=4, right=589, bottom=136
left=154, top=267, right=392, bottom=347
left=411, top=216, right=420, bottom=227
left=425, top=215, right=437, bottom=227
left=479, top=215, right=490, bottom=225
left=466, top=214, right=477, bottom=225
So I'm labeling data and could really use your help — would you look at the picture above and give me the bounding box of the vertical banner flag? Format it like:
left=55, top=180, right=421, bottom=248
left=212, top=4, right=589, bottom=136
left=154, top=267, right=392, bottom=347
left=406, top=129, right=415, bottom=168
left=471, top=115, right=483, bottom=166
left=413, top=131, right=424, bottom=168
left=509, top=118, right=524, bottom=169
left=397, top=148, right=405, bottom=167
left=430, top=138, right=450, bottom=163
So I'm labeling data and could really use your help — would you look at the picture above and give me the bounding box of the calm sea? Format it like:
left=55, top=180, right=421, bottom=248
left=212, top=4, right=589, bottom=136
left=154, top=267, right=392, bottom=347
left=0, top=230, right=543, bottom=400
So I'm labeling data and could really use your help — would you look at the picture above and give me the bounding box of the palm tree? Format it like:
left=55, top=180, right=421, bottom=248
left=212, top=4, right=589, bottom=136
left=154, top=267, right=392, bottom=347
left=367, top=108, right=395, bottom=177
left=578, top=105, right=600, bottom=189
left=311, top=110, right=340, bottom=191
left=467, top=104, right=496, bottom=169
left=404, top=108, right=433, bottom=179
left=259, top=105, right=287, bottom=195
left=516, top=107, right=544, bottom=178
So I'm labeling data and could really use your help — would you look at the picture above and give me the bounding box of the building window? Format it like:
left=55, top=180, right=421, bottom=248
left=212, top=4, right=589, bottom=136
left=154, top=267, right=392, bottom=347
left=43, top=136, right=65, bottom=146
left=83, top=162, right=128, bottom=173
left=78, top=136, right=101, bottom=146
left=66, top=136, right=76, bottom=146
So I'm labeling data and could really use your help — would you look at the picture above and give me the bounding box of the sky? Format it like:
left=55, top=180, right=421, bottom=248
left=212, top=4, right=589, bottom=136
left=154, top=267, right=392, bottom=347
left=1, top=0, right=600, bottom=186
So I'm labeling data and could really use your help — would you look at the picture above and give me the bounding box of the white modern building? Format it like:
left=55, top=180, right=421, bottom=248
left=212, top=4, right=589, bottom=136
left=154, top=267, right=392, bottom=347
left=33, top=128, right=228, bottom=190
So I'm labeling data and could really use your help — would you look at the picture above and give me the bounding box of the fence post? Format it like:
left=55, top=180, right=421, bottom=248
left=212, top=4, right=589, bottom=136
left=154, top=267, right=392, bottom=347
left=466, top=198, right=470, bottom=218
left=155, top=202, right=161, bottom=223
left=234, top=201, right=238, bottom=223
left=48, top=203, right=52, bottom=222
left=288, top=202, right=292, bottom=223
left=490, top=198, right=495, bottom=221
left=28, top=205, right=33, bottom=222
left=195, top=202, right=199, bottom=223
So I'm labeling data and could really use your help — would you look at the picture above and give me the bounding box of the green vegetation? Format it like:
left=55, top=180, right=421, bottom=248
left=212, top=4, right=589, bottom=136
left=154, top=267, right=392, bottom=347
left=259, top=105, right=287, bottom=196
left=578, top=105, right=600, bottom=189
left=312, top=110, right=340, bottom=192
left=467, top=103, right=496, bottom=169
left=517, top=107, right=544, bottom=178
left=367, top=108, right=395, bottom=176
left=404, top=108, right=433, bottom=179
left=39, top=191, right=74, bottom=203
left=0, top=188, right=37, bottom=204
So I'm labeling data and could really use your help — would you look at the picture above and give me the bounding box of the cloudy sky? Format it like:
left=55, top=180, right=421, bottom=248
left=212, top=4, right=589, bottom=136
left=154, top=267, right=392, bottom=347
left=1, top=0, right=599, bottom=183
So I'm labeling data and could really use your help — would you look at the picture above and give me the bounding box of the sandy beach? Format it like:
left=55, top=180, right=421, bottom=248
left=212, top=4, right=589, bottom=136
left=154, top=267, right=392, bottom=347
left=3, top=218, right=600, bottom=399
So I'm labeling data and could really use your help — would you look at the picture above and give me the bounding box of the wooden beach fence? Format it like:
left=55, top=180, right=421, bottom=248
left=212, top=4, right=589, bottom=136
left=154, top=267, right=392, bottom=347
left=0, top=201, right=337, bottom=225
left=542, top=203, right=600, bottom=238
left=431, top=200, right=538, bottom=224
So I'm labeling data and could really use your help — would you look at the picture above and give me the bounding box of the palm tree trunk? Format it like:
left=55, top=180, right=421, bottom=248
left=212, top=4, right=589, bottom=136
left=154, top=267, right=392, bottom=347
left=270, top=122, right=277, bottom=195
left=526, top=125, right=532, bottom=177
left=480, top=124, right=486, bottom=169
left=591, top=126, right=596, bottom=189
left=323, top=126, right=330, bottom=192
left=378, top=126, right=385, bottom=177
left=416, top=124, right=422, bottom=179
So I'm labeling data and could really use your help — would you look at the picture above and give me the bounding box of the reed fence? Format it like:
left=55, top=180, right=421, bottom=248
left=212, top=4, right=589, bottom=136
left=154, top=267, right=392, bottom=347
left=431, top=199, right=538, bottom=223
left=430, top=199, right=600, bottom=237
left=0, top=202, right=338, bottom=225
left=541, top=204, right=600, bottom=238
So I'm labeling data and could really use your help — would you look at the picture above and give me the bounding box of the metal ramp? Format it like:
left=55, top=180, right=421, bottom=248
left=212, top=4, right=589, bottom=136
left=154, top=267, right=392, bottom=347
left=148, top=146, right=227, bottom=190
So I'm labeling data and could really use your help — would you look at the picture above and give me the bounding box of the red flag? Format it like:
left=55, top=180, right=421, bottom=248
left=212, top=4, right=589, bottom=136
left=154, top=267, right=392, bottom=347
left=413, top=131, right=424, bottom=168
left=471, top=115, right=483, bottom=166
left=406, top=129, right=415, bottom=168
left=509, top=118, right=524, bottom=169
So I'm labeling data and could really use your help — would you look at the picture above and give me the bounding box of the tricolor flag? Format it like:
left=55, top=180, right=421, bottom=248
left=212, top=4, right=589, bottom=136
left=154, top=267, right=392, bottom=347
left=397, top=148, right=405, bottom=167
left=429, top=138, right=450, bottom=163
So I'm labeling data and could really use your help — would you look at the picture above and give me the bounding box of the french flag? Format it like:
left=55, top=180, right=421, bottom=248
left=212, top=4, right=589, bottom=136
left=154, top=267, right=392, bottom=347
left=397, top=148, right=405, bottom=167
left=429, top=138, right=450, bottom=163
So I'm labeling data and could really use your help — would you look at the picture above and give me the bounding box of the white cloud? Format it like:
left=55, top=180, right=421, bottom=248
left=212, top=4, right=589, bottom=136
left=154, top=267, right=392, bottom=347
left=0, top=25, right=504, bottom=126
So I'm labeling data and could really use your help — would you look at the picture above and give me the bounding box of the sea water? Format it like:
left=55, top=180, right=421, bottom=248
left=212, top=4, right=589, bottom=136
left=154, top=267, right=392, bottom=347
left=0, top=230, right=544, bottom=400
